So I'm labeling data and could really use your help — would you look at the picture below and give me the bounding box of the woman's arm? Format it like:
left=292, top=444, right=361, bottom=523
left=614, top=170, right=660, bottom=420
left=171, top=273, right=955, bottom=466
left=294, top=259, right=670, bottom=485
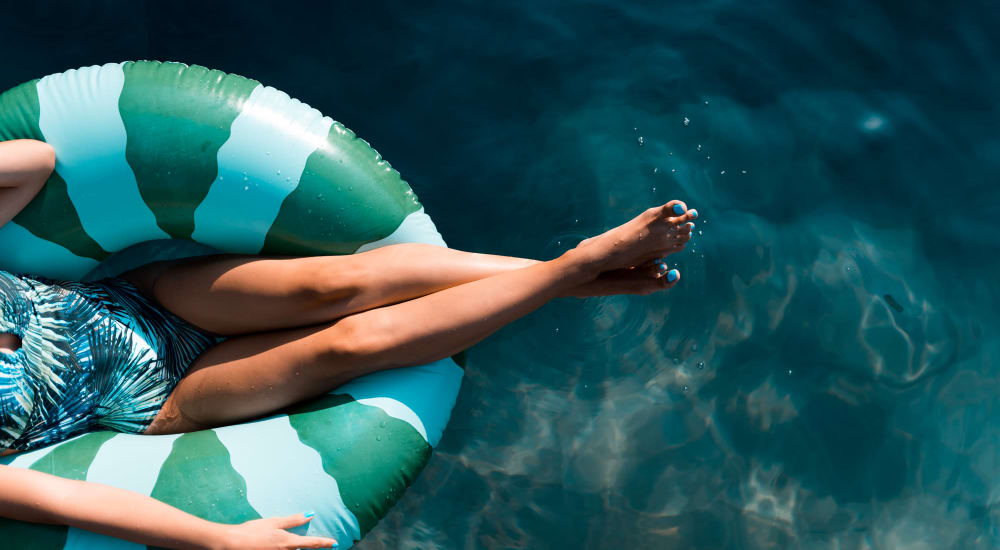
left=0, top=465, right=337, bottom=550
left=0, top=139, right=55, bottom=228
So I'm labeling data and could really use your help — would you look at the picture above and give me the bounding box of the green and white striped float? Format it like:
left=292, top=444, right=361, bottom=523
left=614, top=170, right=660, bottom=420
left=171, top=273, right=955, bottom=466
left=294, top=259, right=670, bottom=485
left=0, top=61, right=463, bottom=549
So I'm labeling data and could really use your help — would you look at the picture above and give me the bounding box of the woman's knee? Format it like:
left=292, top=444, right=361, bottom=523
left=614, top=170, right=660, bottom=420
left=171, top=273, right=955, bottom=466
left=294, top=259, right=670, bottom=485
left=317, top=312, right=397, bottom=368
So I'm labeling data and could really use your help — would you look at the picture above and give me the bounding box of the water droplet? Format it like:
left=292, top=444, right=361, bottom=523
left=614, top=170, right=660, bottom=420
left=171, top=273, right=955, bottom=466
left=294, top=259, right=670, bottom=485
left=671, top=168, right=676, bottom=173
left=668, top=152, right=674, bottom=156
left=861, top=114, right=885, bottom=132
left=720, top=170, right=726, bottom=175
left=683, top=117, right=690, bottom=126
left=698, top=230, right=703, bottom=235
left=380, top=421, right=387, bottom=428
left=696, top=144, right=702, bottom=151
left=653, top=167, right=658, bottom=174
left=652, top=186, right=657, bottom=192
left=555, top=327, right=560, bottom=333
left=638, top=136, right=645, bottom=146
left=846, top=265, right=853, bottom=272
left=706, top=155, right=711, bottom=160
left=741, top=170, right=747, bottom=174
left=704, top=100, right=710, bottom=105
left=682, top=385, right=689, bottom=392
left=787, top=369, right=793, bottom=376
left=574, top=218, right=579, bottom=223
left=243, top=175, right=248, bottom=181
left=376, top=435, right=381, bottom=441
left=697, top=361, right=705, bottom=369
left=243, top=185, right=249, bottom=191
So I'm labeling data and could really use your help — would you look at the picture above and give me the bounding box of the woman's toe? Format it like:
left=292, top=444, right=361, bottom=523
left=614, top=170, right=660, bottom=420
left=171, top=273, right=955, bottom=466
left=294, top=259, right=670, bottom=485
left=669, top=208, right=698, bottom=225
left=664, top=200, right=688, bottom=217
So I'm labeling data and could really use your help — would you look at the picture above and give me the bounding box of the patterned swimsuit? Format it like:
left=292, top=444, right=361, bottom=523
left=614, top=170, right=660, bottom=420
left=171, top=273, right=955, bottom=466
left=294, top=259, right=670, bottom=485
left=0, top=271, right=218, bottom=452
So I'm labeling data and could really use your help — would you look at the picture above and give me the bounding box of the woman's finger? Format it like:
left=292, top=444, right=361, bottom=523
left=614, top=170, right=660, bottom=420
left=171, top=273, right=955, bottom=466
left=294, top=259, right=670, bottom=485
left=289, top=534, right=339, bottom=549
left=270, top=511, right=314, bottom=529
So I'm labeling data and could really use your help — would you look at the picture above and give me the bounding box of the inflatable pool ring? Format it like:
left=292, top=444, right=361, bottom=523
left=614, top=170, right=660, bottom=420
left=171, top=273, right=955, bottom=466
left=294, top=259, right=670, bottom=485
left=0, top=61, right=464, bottom=549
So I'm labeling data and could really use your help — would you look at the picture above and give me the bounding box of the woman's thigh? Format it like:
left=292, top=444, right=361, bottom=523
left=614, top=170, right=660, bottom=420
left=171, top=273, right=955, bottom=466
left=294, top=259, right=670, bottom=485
left=120, top=254, right=363, bottom=336
left=143, top=316, right=372, bottom=435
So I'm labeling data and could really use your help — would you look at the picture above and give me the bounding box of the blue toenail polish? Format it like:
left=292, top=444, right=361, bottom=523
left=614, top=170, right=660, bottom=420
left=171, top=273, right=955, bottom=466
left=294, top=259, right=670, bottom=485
left=667, top=269, right=679, bottom=282
left=672, top=204, right=685, bottom=215
left=690, top=209, right=698, bottom=218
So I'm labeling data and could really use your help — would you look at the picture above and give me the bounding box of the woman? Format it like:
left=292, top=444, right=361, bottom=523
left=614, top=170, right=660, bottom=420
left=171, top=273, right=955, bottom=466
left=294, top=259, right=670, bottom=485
left=0, top=138, right=696, bottom=549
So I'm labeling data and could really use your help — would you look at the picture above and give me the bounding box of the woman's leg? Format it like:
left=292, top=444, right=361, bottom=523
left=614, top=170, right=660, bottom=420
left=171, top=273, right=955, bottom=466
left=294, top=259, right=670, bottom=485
left=121, top=244, right=539, bottom=335
left=123, top=213, right=693, bottom=336
left=144, top=202, right=696, bottom=434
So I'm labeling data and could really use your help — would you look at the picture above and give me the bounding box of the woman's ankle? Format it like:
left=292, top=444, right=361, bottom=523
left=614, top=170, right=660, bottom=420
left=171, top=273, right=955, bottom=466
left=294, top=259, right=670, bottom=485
left=553, top=249, right=603, bottom=285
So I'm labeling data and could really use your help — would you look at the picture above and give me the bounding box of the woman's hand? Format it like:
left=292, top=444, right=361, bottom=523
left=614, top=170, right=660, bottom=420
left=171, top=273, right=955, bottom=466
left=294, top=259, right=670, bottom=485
left=0, top=465, right=338, bottom=550
left=211, top=513, right=337, bottom=550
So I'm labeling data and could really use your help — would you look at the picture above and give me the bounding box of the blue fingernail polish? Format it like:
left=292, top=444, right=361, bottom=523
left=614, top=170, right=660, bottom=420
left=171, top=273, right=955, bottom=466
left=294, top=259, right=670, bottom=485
left=667, top=269, right=680, bottom=282
left=688, top=222, right=695, bottom=231
left=672, top=204, right=685, bottom=215
left=304, top=510, right=315, bottom=519
left=690, top=209, right=698, bottom=218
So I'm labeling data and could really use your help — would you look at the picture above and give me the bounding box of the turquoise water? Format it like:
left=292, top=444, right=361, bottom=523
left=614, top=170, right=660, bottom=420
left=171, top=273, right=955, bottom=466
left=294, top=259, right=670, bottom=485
left=2, top=1, right=998, bottom=548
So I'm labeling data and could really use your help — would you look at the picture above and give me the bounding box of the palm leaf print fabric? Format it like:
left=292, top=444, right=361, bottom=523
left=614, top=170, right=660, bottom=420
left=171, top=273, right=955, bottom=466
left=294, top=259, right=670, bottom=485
left=0, top=271, right=217, bottom=451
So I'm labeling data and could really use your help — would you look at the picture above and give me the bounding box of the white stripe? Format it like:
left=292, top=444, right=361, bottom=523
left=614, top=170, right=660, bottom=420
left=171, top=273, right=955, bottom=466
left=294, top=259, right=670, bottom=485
left=85, top=432, right=179, bottom=493
left=62, top=434, right=182, bottom=550
left=214, top=416, right=362, bottom=545
left=354, top=207, right=447, bottom=252
left=0, top=222, right=99, bottom=279
left=0, top=439, right=57, bottom=468
left=192, top=85, right=333, bottom=253
left=36, top=62, right=169, bottom=252
left=340, top=358, right=464, bottom=447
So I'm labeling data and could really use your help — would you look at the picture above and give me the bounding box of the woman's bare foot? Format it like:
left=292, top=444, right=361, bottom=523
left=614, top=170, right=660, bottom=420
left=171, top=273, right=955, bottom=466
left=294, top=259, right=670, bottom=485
left=568, top=200, right=697, bottom=274
left=567, top=259, right=682, bottom=297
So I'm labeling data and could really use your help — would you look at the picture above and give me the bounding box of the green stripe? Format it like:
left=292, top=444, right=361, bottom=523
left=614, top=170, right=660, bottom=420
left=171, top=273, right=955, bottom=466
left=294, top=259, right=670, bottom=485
left=285, top=394, right=432, bottom=536
left=0, top=79, right=107, bottom=260
left=29, top=430, right=117, bottom=478
left=149, top=430, right=261, bottom=524
left=14, top=171, right=110, bottom=261
left=0, top=79, right=43, bottom=141
left=0, top=518, right=66, bottom=550
left=261, top=123, right=422, bottom=256
left=0, top=432, right=117, bottom=550
left=119, top=61, right=259, bottom=239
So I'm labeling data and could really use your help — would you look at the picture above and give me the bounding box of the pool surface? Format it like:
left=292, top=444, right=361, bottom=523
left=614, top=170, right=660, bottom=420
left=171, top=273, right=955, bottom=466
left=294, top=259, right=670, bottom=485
left=1, top=1, right=997, bottom=548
